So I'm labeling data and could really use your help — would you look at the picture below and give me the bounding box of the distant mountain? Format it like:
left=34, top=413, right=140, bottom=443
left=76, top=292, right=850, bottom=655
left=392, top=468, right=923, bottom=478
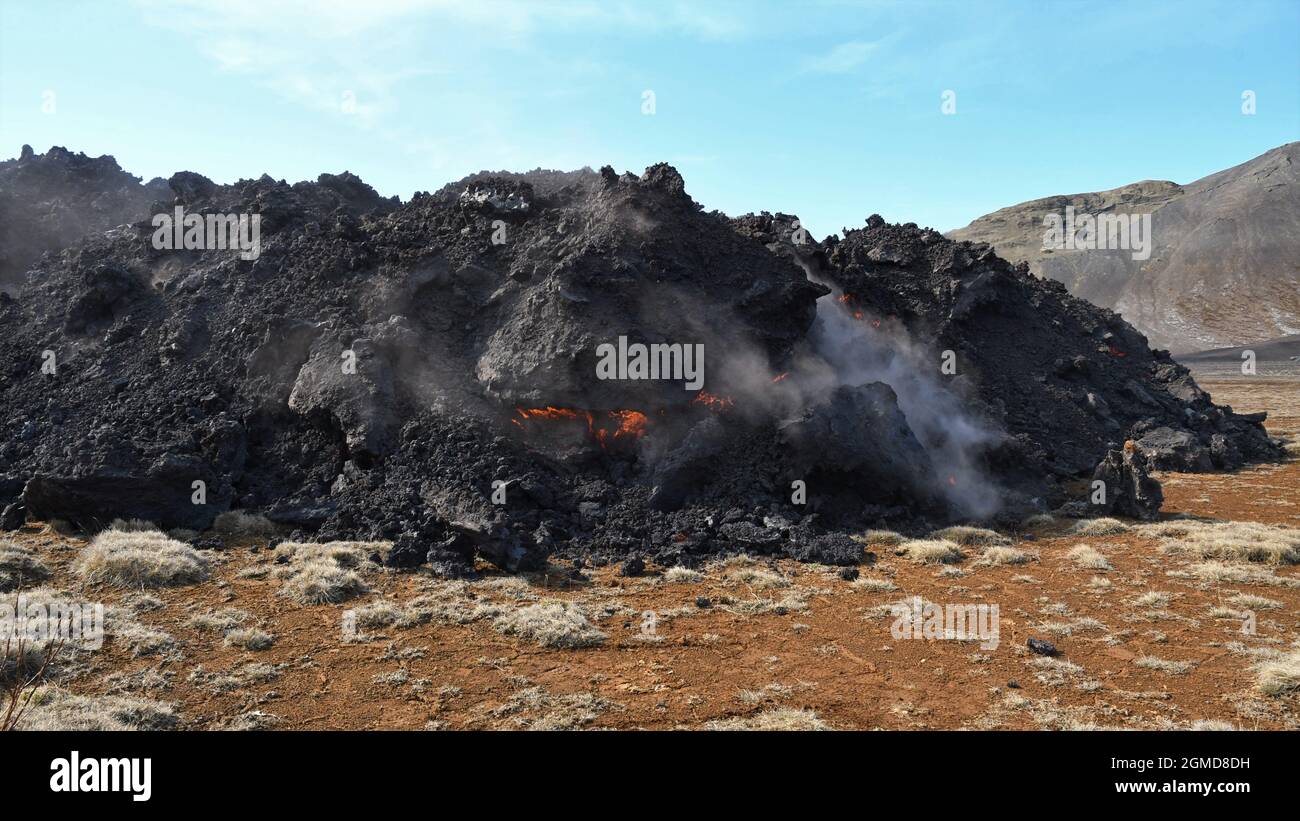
left=1177, top=334, right=1300, bottom=363
left=949, top=143, right=1300, bottom=354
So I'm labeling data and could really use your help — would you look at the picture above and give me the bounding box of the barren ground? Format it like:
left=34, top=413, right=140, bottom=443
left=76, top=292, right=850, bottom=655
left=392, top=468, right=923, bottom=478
left=4, top=374, right=1298, bottom=731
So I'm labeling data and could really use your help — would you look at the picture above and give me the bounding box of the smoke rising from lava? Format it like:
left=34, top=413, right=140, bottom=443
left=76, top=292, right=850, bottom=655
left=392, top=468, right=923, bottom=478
left=805, top=280, right=1003, bottom=518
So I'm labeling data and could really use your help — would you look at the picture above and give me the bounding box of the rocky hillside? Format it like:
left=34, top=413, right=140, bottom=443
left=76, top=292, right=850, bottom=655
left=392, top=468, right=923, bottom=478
left=949, top=143, right=1300, bottom=354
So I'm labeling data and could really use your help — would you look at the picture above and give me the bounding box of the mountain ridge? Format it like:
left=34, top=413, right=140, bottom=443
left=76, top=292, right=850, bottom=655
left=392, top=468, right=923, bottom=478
left=949, top=143, right=1300, bottom=354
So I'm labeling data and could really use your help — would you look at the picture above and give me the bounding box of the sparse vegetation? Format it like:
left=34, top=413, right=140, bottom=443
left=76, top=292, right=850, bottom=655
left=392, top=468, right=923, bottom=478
left=930, top=526, right=1010, bottom=546
left=1135, top=656, right=1193, bottom=675
left=978, top=546, right=1037, bottom=566
left=1072, top=518, right=1128, bottom=536
left=853, top=529, right=904, bottom=547
left=75, top=529, right=209, bottom=588
left=224, top=628, right=274, bottom=651
left=1227, top=593, right=1282, bottom=610
left=280, top=562, right=369, bottom=604
left=488, top=686, right=617, bottom=730
left=187, top=608, right=249, bottom=633
left=273, top=540, right=387, bottom=604
left=472, top=576, right=537, bottom=600
left=1184, top=561, right=1294, bottom=587
left=492, top=602, right=606, bottom=649
left=726, top=589, right=811, bottom=615
left=352, top=599, right=407, bottom=629
left=106, top=608, right=175, bottom=658
left=1029, top=655, right=1085, bottom=687
left=0, top=542, right=50, bottom=592
left=102, top=668, right=174, bottom=695
left=662, top=567, right=704, bottom=584
left=12, top=687, right=177, bottom=730
left=1256, top=650, right=1300, bottom=696
left=1133, top=591, right=1174, bottom=608
left=852, top=577, right=898, bottom=593
left=1148, top=520, right=1300, bottom=565
left=107, top=518, right=160, bottom=533
left=1067, top=544, right=1111, bottom=570
left=723, top=566, right=789, bottom=589
left=704, top=708, right=829, bottom=731
left=900, top=539, right=963, bottom=564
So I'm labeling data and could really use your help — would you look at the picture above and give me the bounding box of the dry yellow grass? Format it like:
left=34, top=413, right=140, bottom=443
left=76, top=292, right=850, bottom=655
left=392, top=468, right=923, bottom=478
left=853, top=530, right=904, bottom=547
left=852, top=577, right=898, bottom=593
left=273, top=540, right=389, bottom=605
left=1066, top=544, right=1111, bottom=570
left=13, top=687, right=177, bottom=730
left=1256, top=650, right=1300, bottom=696
left=224, top=627, right=274, bottom=651
left=978, top=546, right=1037, bottom=566
left=75, top=530, right=209, bottom=588
left=186, top=608, right=249, bottom=633
left=1071, top=518, right=1128, bottom=536
left=930, top=526, right=1010, bottom=546
left=661, top=567, right=704, bottom=584
left=0, top=541, right=50, bottom=592
left=1144, top=520, right=1300, bottom=565
left=900, top=539, right=964, bottom=564
left=1135, top=656, right=1192, bottom=675
left=723, top=566, right=789, bottom=589
left=491, top=601, right=606, bottom=648
left=107, top=518, right=159, bottom=532
left=704, top=708, right=829, bottom=730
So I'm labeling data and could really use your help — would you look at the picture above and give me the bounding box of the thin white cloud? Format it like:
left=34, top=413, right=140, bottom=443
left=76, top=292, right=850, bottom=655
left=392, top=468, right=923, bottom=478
left=130, top=0, right=751, bottom=127
left=124, top=0, right=754, bottom=191
left=802, top=39, right=881, bottom=74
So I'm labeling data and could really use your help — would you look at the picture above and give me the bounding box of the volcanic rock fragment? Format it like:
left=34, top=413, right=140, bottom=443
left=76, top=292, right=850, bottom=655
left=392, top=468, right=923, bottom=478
left=23, top=455, right=233, bottom=532
left=1090, top=443, right=1163, bottom=520
left=1027, top=638, right=1059, bottom=657
left=778, top=383, right=937, bottom=513
left=0, top=503, right=24, bottom=531
left=618, top=556, right=645, bottom=577
left=1132, top=426, right=1214, bottom=472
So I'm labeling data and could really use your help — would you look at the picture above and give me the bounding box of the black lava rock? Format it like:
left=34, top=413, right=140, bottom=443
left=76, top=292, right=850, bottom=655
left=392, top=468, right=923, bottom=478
left=0, top=503, right=25, bottom=531
left=1027, top=638, right=1059, bottom=656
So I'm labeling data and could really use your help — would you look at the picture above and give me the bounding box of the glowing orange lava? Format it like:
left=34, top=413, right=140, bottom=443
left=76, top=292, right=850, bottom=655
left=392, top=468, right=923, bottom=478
left=594, top=410, right=649, bottom=446
left=693, top=391, right=735, bottom=411
left=513, top=406, right=649, bottom=448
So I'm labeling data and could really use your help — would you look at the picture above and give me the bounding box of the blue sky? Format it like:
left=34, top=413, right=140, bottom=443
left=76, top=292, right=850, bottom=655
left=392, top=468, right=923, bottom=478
left=1, top=0, right=1297, bottom=235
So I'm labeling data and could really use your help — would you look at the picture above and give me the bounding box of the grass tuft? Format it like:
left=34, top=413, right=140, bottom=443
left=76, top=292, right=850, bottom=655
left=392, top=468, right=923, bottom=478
left=1071, top=518, right=1128, bottom=536
left=1067, top=544, right=1111, bottom=571
left=0, top=541, right=50, bottom=592
left=492, top=602, right=606, bottom=649
left=900, top=539, right=964, bottom=564
left=75, top=530, right=209, bottom=588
